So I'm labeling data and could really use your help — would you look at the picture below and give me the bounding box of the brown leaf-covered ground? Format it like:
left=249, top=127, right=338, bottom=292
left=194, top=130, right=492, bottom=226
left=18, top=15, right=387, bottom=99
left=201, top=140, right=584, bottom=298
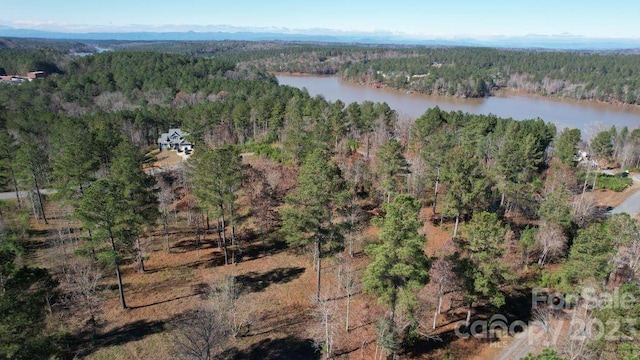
left=23, top=158, right=640, bottom=359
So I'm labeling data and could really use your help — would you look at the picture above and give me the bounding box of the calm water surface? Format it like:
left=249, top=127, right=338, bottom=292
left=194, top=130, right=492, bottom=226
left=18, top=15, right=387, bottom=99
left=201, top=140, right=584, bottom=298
left=277, top=75, right=640, bottom=133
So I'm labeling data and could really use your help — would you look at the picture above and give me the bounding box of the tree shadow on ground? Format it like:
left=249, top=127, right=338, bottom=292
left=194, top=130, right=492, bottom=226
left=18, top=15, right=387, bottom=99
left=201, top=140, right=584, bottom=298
left=239, top=236, right=288, bottom=262
left=217, top=336, right=320, bottom=360
left=248, top=308, right=312, bottom=337
left=69, top=319, right=168, bottom=358
left=129, top=292, right=202, bottom=310
left=171, top=238, right=218, bottom=253
left=403, top=289, right=534, bottom=358
left=402, top=328, right=462, bottom=357
left=236, top=267, right=305, bottom=294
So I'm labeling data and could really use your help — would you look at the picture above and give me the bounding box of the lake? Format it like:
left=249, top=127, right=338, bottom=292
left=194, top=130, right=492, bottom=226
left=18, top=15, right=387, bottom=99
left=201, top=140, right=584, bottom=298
left=277, top=74, right=640, bottom=134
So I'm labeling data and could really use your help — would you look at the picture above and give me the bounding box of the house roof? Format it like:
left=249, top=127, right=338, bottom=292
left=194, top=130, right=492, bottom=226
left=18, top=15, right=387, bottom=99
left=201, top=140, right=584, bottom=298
left=158, top=128, right=192, bottom=146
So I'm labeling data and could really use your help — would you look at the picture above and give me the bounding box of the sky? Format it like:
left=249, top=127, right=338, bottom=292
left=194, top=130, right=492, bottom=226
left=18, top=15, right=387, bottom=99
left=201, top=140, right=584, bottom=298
left=1, top=0, right=639, bottom=39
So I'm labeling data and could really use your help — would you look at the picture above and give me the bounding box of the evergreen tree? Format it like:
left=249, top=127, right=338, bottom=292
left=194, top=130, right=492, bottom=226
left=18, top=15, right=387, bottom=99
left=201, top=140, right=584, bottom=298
left=591, top=129, right=614, bottom=161
left=362, top=194, right=430, bottom=350
left=110, top=138, right=159, bottom=273
left=455, top=211, right=508, bottom=325
left=189, top=145, right=243, bottom=265
left=0, top=258, right=59, bottom=359
left=76, top=139, right=158, bottom=308
left=441, top=146, right=489, bottom=238
left=76, top=178, right=129, bottom=309
left=50, top=117, right=100, bottom=203
left=375, top=139, right=410, bottom=203
left=280, top=149, right=346, bottom=301
left=554, top=128, right=581, bottom=165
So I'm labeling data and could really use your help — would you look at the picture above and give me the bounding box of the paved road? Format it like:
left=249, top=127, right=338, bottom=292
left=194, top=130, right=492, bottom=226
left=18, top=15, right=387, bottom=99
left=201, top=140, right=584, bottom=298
left=0, top=188, right=57, bottom=200
left=610, top=175, right=640, bottom=215
left=0, top=164, right=184, bottom=201
left=495, top=323, right=543, bottom=360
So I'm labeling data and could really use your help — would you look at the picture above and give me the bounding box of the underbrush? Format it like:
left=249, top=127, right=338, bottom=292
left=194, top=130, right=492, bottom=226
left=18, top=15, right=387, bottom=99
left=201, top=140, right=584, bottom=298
left=595, top=173, right=633, bottom=192
left=241, top=141, right=283, bottom=163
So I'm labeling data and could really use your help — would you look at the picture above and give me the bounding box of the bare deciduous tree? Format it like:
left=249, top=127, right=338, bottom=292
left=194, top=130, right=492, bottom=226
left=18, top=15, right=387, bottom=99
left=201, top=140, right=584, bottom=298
left=572, top=195, right=598, bottom=228
left=174, top=275, right=255, bottom=360
left=213, top=275, right=254, bottom=338
left=62, top=259, right=103, bottom=339
left=562, top=304, right=597, bottom=360
left=341, top=254, right=360, bottom=332
left=429, top=257, right=461, bottom=329
left=174, top=308, right=226, bottom=360
left=311, top=294, right=340, bottom=359
left=537, top=222, right=568, bottom=267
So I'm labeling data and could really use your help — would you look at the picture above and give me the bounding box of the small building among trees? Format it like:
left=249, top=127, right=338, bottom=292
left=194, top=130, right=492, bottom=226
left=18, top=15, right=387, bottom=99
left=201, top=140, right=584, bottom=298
left=157, top=128, right=193, bottom=152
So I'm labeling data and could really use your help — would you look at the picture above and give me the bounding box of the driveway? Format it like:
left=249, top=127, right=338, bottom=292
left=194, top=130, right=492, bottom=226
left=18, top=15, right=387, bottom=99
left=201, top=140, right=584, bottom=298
left=610, top=175, right=640, bottom=215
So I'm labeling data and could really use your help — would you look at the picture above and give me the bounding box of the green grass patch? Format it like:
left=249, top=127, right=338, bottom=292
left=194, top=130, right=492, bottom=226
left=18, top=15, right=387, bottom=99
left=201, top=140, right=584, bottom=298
left=241, top=141, right=283, bottom=163
left=595, top=173, right=633, bottom=192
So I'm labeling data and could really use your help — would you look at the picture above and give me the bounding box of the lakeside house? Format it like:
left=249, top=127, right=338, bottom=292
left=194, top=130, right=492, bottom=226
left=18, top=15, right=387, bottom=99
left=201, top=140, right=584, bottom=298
left=157, top=128, right=193, bottom=153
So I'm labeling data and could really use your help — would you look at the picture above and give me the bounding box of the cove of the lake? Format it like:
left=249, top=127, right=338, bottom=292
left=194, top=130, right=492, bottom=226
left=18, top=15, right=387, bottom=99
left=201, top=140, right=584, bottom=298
left=277, top=74, right=640, bottom=134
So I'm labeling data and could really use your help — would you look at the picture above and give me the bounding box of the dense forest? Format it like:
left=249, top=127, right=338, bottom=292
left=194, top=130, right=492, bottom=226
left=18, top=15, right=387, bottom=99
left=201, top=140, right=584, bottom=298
left=4, top=39, right=640, bottom=104
left=1, top=46, right=640, bottom=360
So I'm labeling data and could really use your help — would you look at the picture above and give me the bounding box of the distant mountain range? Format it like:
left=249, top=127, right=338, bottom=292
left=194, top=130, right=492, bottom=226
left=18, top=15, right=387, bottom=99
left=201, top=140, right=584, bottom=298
left=0, top=25, right=639, bottom=50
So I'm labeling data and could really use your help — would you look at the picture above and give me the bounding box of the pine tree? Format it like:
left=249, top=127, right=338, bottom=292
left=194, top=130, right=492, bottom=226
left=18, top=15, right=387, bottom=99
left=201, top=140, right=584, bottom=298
left=50, top=117, right=100, bottom=203
left=455, top=211, right=508, bottom=325
left=189, top=145, right=243, bottom=265
left=280, top=149, right=346, bottom=302
left=554, top=128, right=581, bottom=165
left=375, top=139, right=410, bottom=203
left=76, top=139, right=158, bottom=309
left=362, top=194, right=430, bottom=353
left=441, top=146, right=489, bottom=239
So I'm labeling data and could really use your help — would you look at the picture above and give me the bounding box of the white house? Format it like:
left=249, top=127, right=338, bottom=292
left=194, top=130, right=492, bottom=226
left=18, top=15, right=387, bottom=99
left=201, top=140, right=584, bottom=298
left=157, top=128, right=193, bottom=153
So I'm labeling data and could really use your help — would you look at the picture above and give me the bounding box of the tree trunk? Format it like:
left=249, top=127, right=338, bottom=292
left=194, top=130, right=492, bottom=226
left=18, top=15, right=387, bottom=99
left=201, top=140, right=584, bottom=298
left=163, top=211, right=170, bottom=252
left=433, top=284, right=443, bottom=330
left=346, top=291, right=351, bottom=332
left=10, top=168, right=21, bottom=209
left=538, top=247, right=548, bottom=266
left=201, top=213, right=207, bottom=247
left=582, top=169, right=590, bottom=195
left=324, top=306, right=331, bottom=359
left=390, top=287, right=398, bottom=323
left=366, top=134, right=370, bottom=160
left=135, top=235, right=145, bottom=273
left=28, top=191, right=39, bottom=222
left=109, top=229, right=127, bottom=309
left=432, top=175, right=439, bottom=215
left=221, top=211, right=229, bottom=265
left=316, top=238, right=322, bottom=302
left=453, top=215, right=460, bottom=240
left=230, top=204, right=238, bottom=265
left=33, top=172, right=48, bottom=224
left=465, top=302, right=472, bottom=326
left=216, top=217, right=222, bottom=249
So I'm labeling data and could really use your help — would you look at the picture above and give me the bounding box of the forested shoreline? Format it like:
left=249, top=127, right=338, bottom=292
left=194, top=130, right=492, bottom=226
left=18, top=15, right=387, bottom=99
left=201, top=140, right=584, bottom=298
left=3, top=39, right=640, bottom=105
left=1, top=46, right=640, bottom=359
